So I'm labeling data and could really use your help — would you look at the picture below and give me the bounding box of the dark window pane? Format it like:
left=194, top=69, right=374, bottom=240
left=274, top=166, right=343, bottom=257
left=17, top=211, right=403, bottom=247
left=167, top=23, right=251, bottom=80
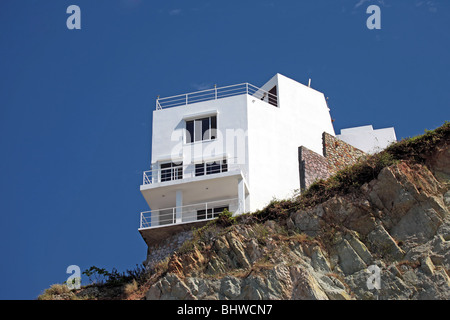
left=197, top=209, right=206, bottom=220
left=195, top=163, right=205, bottom=176
left=186, top=120, right=194, bottom=143
left=210, top=116, right=217, bottom=140
left=161, top=162, right=172, bottom=181
left=206, top=161, right=221, bottom=175
left=160, top=162, right=183, bottom=182
left=161, top=169, right=171, bottom=182
left=212, top=206, right=229, bottom=218
left=201, top=117, right=210, bottom=140
left=222, top=159, right=227, bottom=172
left=269, top=86, right=278, bottom=107
left=206, top=208, right=214, bottom=219
left=174, top=167, right=183, bottom=180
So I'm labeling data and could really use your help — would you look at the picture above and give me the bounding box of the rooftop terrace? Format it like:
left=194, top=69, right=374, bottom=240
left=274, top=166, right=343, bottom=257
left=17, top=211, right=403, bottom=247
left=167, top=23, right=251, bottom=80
left=155, top=82, right=278, bottom=110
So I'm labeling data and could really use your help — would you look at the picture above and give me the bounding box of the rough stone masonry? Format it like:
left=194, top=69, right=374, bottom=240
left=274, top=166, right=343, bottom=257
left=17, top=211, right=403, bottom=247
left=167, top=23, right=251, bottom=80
left=299, top=132, right=366, bottom=191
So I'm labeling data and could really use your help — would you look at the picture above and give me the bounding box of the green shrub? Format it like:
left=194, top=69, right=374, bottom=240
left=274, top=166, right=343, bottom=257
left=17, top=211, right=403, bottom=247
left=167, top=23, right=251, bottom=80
left=82, top=264, right=148, bottom=287
left=216, top=208, right=236, bottom=227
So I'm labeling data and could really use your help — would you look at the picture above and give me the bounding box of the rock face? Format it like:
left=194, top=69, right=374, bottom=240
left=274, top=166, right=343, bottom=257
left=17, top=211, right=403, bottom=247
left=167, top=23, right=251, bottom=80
left=145, top=153, right=450, bottom=300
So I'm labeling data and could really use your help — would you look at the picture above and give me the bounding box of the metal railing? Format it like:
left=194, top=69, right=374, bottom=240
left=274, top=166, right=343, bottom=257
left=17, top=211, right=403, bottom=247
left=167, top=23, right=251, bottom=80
left=156, top=83, right=277, bottom=110
left=142, top=163, right=246, bottom=185
left=139, top=198, right=240, bottom=229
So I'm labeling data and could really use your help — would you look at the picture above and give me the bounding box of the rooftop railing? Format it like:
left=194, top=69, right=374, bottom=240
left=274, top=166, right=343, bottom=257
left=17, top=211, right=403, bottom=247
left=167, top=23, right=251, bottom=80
left=156, top=83, right=277, bottom=110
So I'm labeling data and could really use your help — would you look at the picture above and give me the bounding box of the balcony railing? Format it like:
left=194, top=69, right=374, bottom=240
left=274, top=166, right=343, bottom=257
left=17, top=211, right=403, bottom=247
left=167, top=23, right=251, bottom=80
left=142, top=163, right=246, bottom=185
left=139, top=198, right=240, bottom=229
left=156, top=83, right=277, bottom=110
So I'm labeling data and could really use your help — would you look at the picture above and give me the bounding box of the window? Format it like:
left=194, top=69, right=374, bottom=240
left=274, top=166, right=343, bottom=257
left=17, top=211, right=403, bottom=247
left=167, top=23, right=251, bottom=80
left=186, top=115, right=217, bottom=143
left=195, top=159, right=227, bottom=177
left=197, top=206, right=229, bottom=220
left=160, top=162, right=183, bottom=182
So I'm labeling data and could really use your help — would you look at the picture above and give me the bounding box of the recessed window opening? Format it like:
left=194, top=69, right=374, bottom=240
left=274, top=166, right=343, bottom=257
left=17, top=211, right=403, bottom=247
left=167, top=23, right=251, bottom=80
left=195, top=158, right=228, bottom=177
left=197, top=206, right=229, bottom=220
left=186, top=115, right=217, bottom=143
left=160, top=162, right=183, bottom=182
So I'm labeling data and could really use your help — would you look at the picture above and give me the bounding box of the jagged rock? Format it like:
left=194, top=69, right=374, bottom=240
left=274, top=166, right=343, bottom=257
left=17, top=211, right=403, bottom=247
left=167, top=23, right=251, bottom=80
left=292, top=205, right=324, bottom=236
left=220, top=276, right=241, bottom=299
left=146, top=273, right=196, bottom=300
left=289, top=266, right=328, bottom=300
left=367, top=225, right=405, bottom=260
left=347, top=235, right=373, bottom=265
left=427, top=145, right=450, bottom=183
left=186, top=277, right=220, bottom=300
left=316, top=275, right=351, bottom=300
left=225, top=232, right=251, bottom=269
left=336, top=239, right=367, bottom=275
left=311, top=246, right=331, bottom=272
left=420, top=256, right=435, bottom=275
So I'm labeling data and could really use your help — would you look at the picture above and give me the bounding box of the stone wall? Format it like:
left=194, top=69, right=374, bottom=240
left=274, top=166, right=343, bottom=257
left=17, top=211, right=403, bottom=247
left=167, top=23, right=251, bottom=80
left=298, top=146, right=330, bottom=191
left=299, top=132, right=367, bottom=191
left=144, top=230, right=193, bottom=268
left=323, top=132, right=366, bottom=175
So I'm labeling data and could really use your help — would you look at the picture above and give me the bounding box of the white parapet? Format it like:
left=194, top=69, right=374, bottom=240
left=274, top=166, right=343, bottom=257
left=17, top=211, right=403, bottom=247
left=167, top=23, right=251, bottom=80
left=336, top=125, right=397, bottom=154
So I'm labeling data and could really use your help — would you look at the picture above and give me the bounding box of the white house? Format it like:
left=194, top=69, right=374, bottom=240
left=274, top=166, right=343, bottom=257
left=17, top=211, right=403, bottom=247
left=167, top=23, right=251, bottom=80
left=138, top=73, right=395, bottom=245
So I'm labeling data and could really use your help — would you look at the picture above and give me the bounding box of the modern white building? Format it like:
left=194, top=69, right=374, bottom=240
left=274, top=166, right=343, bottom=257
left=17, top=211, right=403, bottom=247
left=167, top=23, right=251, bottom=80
left=138, top=73, right=395, bottom=245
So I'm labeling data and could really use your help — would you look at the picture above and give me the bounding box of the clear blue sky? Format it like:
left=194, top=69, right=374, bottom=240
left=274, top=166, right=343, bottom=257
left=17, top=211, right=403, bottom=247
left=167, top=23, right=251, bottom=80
left=0, top=0, right=449, bottom=299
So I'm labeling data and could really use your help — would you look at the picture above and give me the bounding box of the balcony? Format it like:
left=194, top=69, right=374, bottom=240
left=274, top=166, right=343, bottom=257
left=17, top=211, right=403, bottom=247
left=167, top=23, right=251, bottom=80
left=142, top=162, right=247, bottom=186
left=139, top=197, right=240, bottom=229
left=138, top=198, right=240, bottom=245
left=140, top=161, right=249, bottom=227
left=155, top=82, right=278, bottom=110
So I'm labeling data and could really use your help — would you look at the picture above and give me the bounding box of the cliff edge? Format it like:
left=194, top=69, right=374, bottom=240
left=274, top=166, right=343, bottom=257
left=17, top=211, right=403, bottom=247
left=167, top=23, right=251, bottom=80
left=39, top=122, right=450, bottom=300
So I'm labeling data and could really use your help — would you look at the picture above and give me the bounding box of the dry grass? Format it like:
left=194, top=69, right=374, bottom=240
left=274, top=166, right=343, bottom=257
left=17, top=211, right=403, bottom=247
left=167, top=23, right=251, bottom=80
left=37, top=284, right=89, bottom=300
left=37, top=284, right=71, bottom=300
left=123, top=279, right=138, bottom=296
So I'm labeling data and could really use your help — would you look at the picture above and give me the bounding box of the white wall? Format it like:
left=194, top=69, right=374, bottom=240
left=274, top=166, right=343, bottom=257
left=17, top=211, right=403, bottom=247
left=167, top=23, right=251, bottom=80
left=336, top=125, right=397, bottom=154
left=246, top=74, right=335, bottom=211
left=149, top=95, right=250, bottom=213
left=151, top=95, right=249, bottom=169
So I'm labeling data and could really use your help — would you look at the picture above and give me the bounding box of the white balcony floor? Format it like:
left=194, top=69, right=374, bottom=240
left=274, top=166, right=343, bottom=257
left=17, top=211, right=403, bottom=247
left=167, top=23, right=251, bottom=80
left=140, top=168, right=248, bottom=210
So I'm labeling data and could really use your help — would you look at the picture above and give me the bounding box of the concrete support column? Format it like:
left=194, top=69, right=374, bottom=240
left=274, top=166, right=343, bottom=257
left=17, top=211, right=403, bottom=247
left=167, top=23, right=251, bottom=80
left=238, top=178, right=245, bottom=215
left=176, top=190, right=183, bottom=223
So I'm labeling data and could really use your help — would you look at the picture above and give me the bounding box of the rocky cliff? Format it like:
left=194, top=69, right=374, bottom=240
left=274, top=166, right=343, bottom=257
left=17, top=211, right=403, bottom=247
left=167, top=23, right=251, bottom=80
left=39, top=122, right=450, bottom=300
left=144, top=123, right=450, bottom=300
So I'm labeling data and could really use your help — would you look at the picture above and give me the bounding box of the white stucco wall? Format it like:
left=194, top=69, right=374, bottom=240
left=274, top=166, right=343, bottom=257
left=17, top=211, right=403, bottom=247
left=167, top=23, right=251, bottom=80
left=336, top=125, right=397, bottom=154
left=246, top=74, right=335, bottom=211
left=151, top=95, right=249, bottom=168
